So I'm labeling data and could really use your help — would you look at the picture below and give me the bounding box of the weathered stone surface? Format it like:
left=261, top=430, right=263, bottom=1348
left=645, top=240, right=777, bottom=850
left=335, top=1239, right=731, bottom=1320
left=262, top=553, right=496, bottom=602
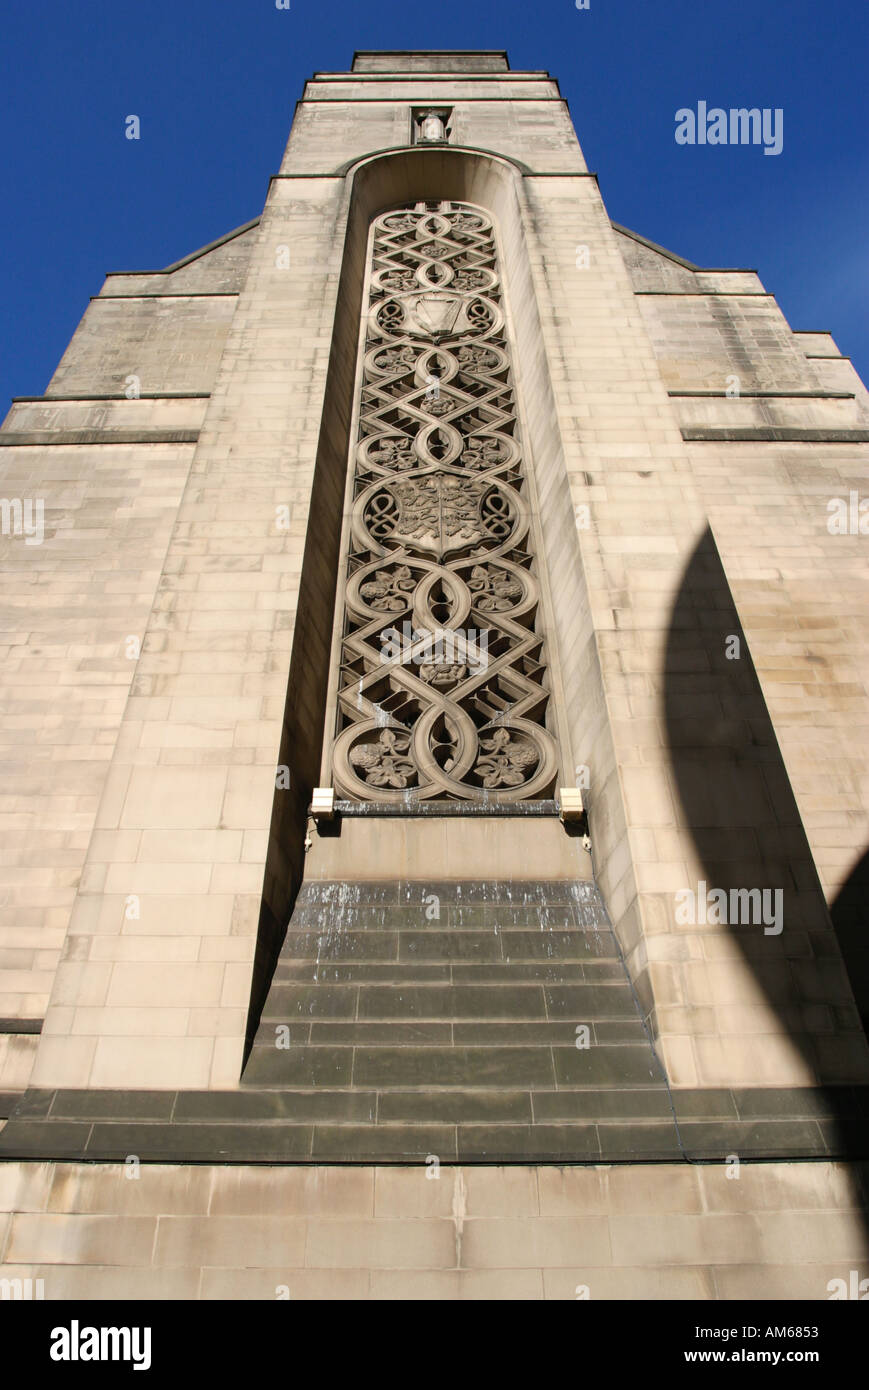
left=1, top=1158, right=866, bottom=1299
left=2, top=46, right=868, bottom=1295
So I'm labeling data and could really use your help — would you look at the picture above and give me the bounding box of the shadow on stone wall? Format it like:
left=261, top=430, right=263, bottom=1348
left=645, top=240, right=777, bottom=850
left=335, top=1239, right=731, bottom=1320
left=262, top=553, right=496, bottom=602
left=664, top=527, right=869, bottom=1161
left=830, top=848, right=869, bottom=1036
left=240, top=226, right=368, bottom=1070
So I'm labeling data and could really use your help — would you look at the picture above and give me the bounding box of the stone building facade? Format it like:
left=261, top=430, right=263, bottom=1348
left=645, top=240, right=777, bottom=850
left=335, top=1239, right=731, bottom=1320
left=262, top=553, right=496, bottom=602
left=0, top=51, right=867, bottom=1299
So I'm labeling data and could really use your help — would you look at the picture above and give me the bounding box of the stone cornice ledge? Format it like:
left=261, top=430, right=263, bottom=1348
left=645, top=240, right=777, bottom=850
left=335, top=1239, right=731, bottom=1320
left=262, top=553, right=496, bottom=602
left=682, top=426, right=869, bottom=443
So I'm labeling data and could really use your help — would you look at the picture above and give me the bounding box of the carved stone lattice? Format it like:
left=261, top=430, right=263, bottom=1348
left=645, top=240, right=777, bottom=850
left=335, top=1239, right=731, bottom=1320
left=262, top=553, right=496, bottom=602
left=330, top=202, right=559, bottom=803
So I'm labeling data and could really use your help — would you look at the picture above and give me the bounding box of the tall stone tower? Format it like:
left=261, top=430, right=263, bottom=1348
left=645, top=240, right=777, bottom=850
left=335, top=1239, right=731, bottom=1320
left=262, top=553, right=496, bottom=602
left=1, top=51, right=868, bottom=1299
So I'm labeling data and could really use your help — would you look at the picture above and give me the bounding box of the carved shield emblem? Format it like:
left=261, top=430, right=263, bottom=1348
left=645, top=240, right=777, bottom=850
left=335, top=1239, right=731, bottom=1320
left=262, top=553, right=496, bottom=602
left=387, top=473, right=487, bottom=556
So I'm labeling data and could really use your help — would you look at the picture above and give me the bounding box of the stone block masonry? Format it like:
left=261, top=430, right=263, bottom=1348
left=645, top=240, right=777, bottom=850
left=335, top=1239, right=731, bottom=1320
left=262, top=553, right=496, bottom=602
left=1, top=47, right=868, bottom=1299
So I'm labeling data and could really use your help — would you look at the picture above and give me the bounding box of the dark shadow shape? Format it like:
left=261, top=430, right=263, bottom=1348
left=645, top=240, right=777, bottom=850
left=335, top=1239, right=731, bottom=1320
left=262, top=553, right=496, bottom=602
left=663, top=527, right=869, bottom=1173
left=314, top=816, right=343, bottom=839
left=830, top=848, right=869, bottom=1037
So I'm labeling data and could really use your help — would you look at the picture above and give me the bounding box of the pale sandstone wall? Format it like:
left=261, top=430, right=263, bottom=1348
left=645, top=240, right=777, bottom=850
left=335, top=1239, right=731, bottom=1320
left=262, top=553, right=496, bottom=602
left=0, top=228, right=256, bottom=1089
left=0, top=441, right=195, bottom=1038
left=282, top=74, right=584, bottom=176
left=5, top=55, right=868, bottom=1102
left=44, top=298, right=237, bottom=399
left=616, top=236, right=869, bottom=1049
left=0, top=1159, right=865, bottom=1300
left=516, top=176, right=869, bottom=1087
left=27, top=176, right=350, bottom=1090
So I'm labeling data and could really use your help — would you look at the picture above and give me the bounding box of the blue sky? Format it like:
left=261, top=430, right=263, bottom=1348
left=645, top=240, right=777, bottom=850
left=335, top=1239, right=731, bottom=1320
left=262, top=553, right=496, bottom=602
left=2, top=0, right=867, bottom=407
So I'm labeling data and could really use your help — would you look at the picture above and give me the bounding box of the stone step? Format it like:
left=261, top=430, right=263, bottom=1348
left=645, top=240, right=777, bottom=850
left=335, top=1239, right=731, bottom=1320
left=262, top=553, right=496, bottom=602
left=289, top=909, right=613, bottom=931
left=242, top=878, right=666, bottom=1151
left=3, top=1084, right=863, bottom=1164
left=251, top=1018, right=651, bottom=1046
left=258, top=982, right=641, bottom=1021
left=274, top=928, right=616, bottom=962
left=288, top=881, right=614, bottom=930
left=244, top=1042, right=661, bottom=1088
left=271, top=960, right=626, bottom=984
left=173, top=1086, right=672, bottom=1124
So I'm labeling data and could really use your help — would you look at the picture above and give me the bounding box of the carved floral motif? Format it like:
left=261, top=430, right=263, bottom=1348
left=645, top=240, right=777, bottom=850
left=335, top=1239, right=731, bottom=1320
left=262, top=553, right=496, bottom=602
left=419, top=660, right=467, bottom=687
left=423, top=393, right=456, bottom=417
left=369, top=437, right=415, bottom=471
left=452, top=270, right=487, bottom=292
left=468, top=565, right=523, bottom=611
left=380, top=269, right=416, bottom=292
left=475, top=728, right=539, bottom=788
left=382, top=214, right=417, bottom=232
left=456, top=345, right=498, bottom=371
left=462, top=437, right=507, bottom=470
left=359, top=565, right=416, bottom=612
left=348, top=729, right=416, bottom=788
left=375, top=346, right=417, bottom=372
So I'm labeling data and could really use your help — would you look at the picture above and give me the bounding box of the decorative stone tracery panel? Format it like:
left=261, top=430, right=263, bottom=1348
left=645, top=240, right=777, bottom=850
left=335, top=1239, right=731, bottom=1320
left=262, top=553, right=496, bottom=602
left=329, top=201, right=559, bottom=803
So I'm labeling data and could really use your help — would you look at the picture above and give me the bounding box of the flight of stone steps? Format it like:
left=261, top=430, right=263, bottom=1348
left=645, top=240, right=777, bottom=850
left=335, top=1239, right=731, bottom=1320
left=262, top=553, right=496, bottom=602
left=243, top=878, right=678, bottom=1161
